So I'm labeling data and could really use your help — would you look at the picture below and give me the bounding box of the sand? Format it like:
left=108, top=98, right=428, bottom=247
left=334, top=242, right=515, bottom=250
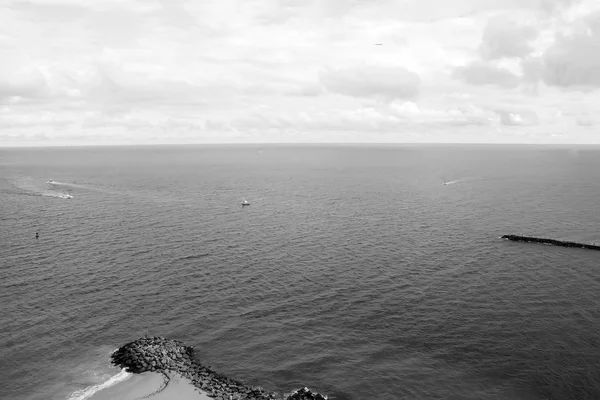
left=87, top=371, right=212, bottom=400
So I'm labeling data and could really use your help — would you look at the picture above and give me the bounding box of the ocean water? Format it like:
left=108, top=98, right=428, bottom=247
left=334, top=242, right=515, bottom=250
left=1, top=144, right=600, bottom=400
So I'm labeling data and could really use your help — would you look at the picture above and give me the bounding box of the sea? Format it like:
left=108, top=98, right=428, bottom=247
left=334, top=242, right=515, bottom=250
left=1, top=144, right=600, bottom=400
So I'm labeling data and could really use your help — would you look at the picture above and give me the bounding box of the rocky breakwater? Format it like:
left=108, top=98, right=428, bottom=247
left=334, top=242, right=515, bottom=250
left=286, top=387, right=328, bottom=400
left=501, top=234, right=600, bottom=251
left=111, top=336, right=329, bottom=400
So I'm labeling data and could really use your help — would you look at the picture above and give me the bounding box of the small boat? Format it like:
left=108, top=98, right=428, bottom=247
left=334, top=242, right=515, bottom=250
left=241, top=200, right=250, bottom=206
left=47, top=179, right=55, bottom=184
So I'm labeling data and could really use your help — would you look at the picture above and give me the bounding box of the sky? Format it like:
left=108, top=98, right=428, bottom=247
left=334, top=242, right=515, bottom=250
left=1, top=0, right=599, bottom=146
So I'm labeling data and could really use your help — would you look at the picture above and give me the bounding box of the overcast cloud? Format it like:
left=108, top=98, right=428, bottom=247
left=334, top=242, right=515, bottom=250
left=1, top=0, right=599, bottom=145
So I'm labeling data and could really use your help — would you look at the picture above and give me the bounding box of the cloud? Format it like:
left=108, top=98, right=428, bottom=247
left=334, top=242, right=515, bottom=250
left=0, top=109, right=74, bottom=129
left=242, top=82, right=324, bottom=97
left=0, top=68, right=49, bottom=100
left=453, top=61, right=521, bottom=88
left=8, top=0, right=90, bottom=22
left=228, top=101, right=497, bottom=137
left=541, top=11, right=600, bottom=89
left=319, top=64, right=421, bottom=102
left=577, top=116, right=595, bottom=126
left=456, top=1, right=600, bottom=92
left=496, top=109, right=540, bottom=126
left=540, top=0, right=582, bottom=15
left=1, top=0, right=600, bottom=145
left=479, top=15, right=538, bottom=60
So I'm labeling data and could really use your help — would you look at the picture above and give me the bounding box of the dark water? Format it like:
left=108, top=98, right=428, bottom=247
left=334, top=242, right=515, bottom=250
left=2, top=144, right=600, bottom=400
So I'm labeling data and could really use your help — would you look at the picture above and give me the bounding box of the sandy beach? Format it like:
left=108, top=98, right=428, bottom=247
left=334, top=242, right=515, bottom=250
left=87, top=371, right=212, bottom=400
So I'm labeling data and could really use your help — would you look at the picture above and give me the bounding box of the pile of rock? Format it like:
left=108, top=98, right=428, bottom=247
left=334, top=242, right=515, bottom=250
left=286, top=387, right=328, bottom=400
left=110, top=336, right=327, bottom=400
left=501, top=234, right=600, bottom=251
left=111, top=336, right=195, bottom=374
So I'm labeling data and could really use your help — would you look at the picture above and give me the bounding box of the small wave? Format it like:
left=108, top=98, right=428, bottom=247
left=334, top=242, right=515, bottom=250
left=46, top=180, right=87, bottom=189
left=15, top=191, right=73, bottom=199
left=141, top=372, right=170, bottom=398
left=44, top=192, right=74, bottom=199
left=67, top=369, right=131, bottom=400
left=178, top=253, right=210, bottom=261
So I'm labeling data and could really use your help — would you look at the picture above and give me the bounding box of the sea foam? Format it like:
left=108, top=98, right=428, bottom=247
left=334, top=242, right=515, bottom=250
left=67, top=369, right=131, bottom=400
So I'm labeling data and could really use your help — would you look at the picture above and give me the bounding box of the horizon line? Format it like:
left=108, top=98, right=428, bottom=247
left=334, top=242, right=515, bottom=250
left=2, top=142, right=600, bottom=149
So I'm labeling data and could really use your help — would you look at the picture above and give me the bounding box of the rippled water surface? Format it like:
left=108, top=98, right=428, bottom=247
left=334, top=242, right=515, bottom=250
left=2, top=144, right=600, bottom=400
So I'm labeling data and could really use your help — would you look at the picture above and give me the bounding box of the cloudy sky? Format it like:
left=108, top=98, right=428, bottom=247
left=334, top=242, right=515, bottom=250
left=1, top=0, right=599, bottom=146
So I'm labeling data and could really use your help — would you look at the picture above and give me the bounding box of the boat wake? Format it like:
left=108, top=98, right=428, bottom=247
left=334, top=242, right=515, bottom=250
left=442, top=177, right=474, bottom=186
left=42, top=192, right=74, bottom=199
left=8, top=177, right=75, bottom=199
left=19, top=191, right=74, bottom=199
left=46, top=180, right=88, bottom=189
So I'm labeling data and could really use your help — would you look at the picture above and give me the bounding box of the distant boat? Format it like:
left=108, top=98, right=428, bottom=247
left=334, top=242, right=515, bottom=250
left=47, top=179, right=55, bottom=184
left=241, top=200, right=250, bottom=206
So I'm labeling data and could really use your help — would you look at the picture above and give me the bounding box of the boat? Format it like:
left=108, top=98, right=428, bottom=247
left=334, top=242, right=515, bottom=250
left=241, top=200, right=250, bottom=206
left=47, top=179, right=55, bottom=184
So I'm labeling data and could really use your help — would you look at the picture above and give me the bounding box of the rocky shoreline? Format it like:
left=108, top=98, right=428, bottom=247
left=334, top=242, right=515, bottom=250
left=110, top=336, right=328, bottom=400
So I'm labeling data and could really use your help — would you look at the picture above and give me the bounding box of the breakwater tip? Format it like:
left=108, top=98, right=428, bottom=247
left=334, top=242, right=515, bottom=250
left=111, top=336, right=329, bottom=400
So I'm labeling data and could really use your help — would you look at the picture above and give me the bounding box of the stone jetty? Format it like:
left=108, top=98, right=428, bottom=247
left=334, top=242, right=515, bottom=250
left=111, top=336, right=328, bottom=400
left=501, top=234, right=600, bottom=251
left=286, top=387, right=328, bottom=400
